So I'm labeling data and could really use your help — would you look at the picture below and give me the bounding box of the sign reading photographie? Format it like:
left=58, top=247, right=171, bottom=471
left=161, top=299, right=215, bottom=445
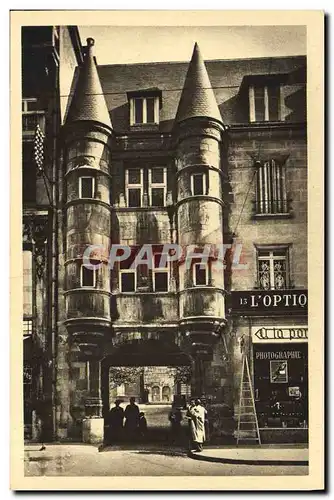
left=231, top=289, right=308, bottom=315
left=252, top=326, right=308, bottom=343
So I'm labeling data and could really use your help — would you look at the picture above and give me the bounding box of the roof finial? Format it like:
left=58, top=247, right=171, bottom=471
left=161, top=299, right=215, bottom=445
left=87, top=37, right=95, bottom=47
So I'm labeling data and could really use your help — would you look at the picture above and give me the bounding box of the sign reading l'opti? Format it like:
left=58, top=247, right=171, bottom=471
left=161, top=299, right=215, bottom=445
left=230, top=289, right=308, bottom=315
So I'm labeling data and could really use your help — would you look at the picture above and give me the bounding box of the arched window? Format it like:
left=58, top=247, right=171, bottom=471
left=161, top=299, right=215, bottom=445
left=152, top=386, right=160, bottom=402
left=162, top=386, right=171, bottom=402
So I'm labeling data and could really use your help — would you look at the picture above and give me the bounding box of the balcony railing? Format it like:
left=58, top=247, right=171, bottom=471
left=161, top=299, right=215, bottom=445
left=22, top=112, right=45, bottom=137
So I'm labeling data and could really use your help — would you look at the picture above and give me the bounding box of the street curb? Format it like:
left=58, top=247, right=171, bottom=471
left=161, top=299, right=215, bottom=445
left=187, top=451, right=309, bottom=466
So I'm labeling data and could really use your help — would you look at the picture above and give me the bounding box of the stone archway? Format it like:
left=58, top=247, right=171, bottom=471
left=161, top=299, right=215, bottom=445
left=101, top=338, right=192, bottom=443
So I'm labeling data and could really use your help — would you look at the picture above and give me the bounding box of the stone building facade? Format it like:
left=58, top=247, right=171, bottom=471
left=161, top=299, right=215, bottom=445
left=22, top=27, right=307, bottom=444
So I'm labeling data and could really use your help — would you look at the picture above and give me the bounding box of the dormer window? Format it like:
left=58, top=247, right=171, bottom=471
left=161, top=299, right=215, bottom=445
left=249, top=84, right=281, bottom=122
left=127, top=89, right=162, bottom=126
left=240, top=74, right=287, bottom=124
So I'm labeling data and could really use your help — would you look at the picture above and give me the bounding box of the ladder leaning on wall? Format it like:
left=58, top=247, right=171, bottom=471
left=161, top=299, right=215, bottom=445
left=236, top=353, right=261, bottom=446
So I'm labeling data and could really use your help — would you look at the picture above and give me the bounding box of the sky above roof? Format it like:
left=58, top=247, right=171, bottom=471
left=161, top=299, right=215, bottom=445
left=78, top=25, right=306, bottom=66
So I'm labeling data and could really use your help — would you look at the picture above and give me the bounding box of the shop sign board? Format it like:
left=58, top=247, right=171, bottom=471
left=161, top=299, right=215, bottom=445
left=252, top=326, right=308, bottom=343
left=231, top=289, right=307, bottom=315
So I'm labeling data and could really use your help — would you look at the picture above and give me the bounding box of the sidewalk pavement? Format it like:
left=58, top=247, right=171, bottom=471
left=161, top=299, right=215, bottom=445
left=25, top=442, right=308, bottom=467
left=189, top=445, right=309, bottom=465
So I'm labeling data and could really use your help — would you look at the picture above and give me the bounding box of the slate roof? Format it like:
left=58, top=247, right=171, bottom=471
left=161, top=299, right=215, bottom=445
left=66, top=38, right=112, bottom=129
left=96, top=55, right=306, bottom=133
left=175, top=43, right=222, bottom=124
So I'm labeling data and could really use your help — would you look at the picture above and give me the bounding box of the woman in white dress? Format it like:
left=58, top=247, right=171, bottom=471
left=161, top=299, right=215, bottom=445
left=186, top=399, right=207, bottom=452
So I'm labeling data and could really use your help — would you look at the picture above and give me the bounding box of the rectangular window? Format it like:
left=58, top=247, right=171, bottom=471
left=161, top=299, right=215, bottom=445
left=81, top=265, right=96, bottom=287
left=257, top=248, right=288, bottom=290
left=134, top=98, right=144, bottom=124
left=126, top=168, right=143, bottom=208
left=23, top=319, right=33, bottom=337
left=249, top=85, right=281, bottom=122
left=22, top=143, right=36, bottom=204
left=22, top=98, right=45, bottom=134
left=130, top=97, right=159, bottom=125
left=256, top=160, right=288, bottom=214
left=191, top=173, right=206, bottom=196
left=120, top=272, right=136, bottom=292
left=152, top=253, right=169, bottom=292
left=193, top=262, right=208, bottom=286
left=79, top=176, right=95, bottom=198
left=120, top=251, right=137, bottom=292
left=146, top=98, right=155, bottom=123
left=149, top=167, right=167, bottom=207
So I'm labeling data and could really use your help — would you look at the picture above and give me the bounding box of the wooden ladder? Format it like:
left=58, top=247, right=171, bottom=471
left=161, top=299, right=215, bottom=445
left=236, top=353, right=261, bottom=446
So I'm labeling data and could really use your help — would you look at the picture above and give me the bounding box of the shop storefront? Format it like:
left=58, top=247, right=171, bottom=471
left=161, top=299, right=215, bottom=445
left=231, top=289, right=308, bottom=443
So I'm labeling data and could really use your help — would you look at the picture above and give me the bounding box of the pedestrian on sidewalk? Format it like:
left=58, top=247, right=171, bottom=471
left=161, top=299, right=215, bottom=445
left=138, top=411, right=148, bottom=440
left=124, top=397, right=140, bottom=441
left=107, top=400, right=124, bottom=444
left=168, top=405, right=183, bottom=443
left=186, top=398, right=207, bottom=452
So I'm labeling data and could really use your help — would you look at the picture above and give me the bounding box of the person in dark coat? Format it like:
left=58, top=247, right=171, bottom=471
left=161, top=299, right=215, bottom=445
left=107, top=400, right=124, bottom=443
left=138, top=412, right=148, bottom=440
left=124, top=397, right=140, bottom=440
left=168, top=406, right=183, bottom=443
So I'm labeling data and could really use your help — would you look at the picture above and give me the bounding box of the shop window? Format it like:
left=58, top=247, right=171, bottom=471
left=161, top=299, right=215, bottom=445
left=191, top=172, right=207, bottom=196
left=257, top=248, right=289, bottom=290
left=255, top=159, right=288, bottom=214
left=193, top=262, right=208, bottom=286
left=129, top=96, right=159, bottom=125
left=152, top=252, right=169, bottom=292
left=149, top=167, right=167, bottom=206
left=119, top=252, right=137, bottom=293
left=249, top=84, right=281, bottom=122
left=126, top=168, right=143, bottom=207
left=253, top=344, right=308, bottom=430
left=79, top=176, right=95, bottom=199
left=80, top=264, right=96, bottom=287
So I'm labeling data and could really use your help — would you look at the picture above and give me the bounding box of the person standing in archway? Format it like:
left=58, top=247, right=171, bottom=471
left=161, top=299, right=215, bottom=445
left=124, top=397, right=140, bottom=441
left=107, top=400, right=124, bottom=443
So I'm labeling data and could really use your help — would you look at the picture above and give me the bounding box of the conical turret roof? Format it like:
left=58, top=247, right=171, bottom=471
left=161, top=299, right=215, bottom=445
left=66, top=38, right=112, bottom=129
left=175, top=43, right=222, bottom=124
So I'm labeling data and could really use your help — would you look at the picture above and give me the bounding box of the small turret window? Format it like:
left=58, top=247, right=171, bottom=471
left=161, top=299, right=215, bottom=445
left=193, top=262, right=209, bottom=286
left=191, top=173, right=207, bottom=196
left=80, top=264, right=96, bottom=288
left=79, top=176, right=95, bottom=199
